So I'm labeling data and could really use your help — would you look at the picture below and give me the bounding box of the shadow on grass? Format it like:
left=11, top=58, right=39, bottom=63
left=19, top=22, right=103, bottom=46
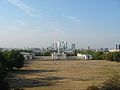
left=8, top=76, right=65, bottom=89
left=7, top=69, right=64, bottom=89
left=8, top=69, right=59, bottom=75
left=38, top=76, right=65, bottom=81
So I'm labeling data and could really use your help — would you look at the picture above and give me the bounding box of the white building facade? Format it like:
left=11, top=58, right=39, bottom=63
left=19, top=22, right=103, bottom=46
left=52, top=52, right=66, bottom=60
left=52, top=41, right=67, bottom=50
left=20, top=52, right=35, bottom=60
left=77, top=53, right=92, bottom=60
left=109, top=49, right=120, bottom=52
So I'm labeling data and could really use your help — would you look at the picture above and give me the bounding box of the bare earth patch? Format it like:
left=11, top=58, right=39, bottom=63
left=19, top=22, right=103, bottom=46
left=8, top=58, right=120, bottom=90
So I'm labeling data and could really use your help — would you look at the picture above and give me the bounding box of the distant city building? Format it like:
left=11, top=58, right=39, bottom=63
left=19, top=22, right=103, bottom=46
left=116, top=44, right=118, bottom=50
left=46, top=47, right=54, bottom=51
left=71, top=42, right=75, bottom=50
left=51, top=41, right=67, bottom=60
left=88, top=46, right=90, bottom=50
left=109, top=44, right=120, bottom=52
left=52, top=41, right=68, bottom=50
left=57, top=41, right=61, bottom=49
left=77, top=53, right=92, bottom=60
left=109, top=49, right=120, bottom=52
left=119, top=44, right=120, bottom=50
left=64, top=50, right=74, bottom=54
left=100, top=48, right=109, bottom=52
left=116, top=44, right=120, bottom=50
left=52, top=43, right=57, bottom=50
left=65, top=42, right=68, bottom=49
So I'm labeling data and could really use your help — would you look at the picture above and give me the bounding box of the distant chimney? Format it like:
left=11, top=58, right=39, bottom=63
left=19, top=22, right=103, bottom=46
left=116, top=44, right=118, bottom=50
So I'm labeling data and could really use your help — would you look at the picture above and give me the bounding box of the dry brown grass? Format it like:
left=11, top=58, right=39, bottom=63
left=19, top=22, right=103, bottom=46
left=8, top=57, right=120, bottom=90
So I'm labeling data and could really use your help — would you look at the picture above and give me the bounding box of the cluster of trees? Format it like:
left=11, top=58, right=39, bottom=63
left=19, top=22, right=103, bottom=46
left=35, top=50, right=57, bottom=56
left=0, top=50, right=25, bottom=70
left=74, top=50, right=120, bottom=62
left=34, top=49, right=120, bottom=62
left=102, top=52, right=120, bottom=62
left=74, top=49, right=104, bottom=59
left=0, top=50, right=25, bottom=90
left=16, top=49, right=33, bottom=53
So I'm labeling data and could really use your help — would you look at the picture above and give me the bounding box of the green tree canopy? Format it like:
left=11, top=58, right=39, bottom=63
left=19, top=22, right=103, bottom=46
left=92, top=51, right=104, bottom=60
left=103, top=52, right=120, bottom=62
left=5, top=50, right=25, bottom=70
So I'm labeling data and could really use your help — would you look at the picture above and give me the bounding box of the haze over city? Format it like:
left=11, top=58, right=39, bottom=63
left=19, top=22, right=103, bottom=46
left=0, top=0, right=120, bottom=49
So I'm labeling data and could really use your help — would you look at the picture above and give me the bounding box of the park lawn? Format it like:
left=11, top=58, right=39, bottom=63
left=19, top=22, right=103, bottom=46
left=9, top=59, right=120, bottom=90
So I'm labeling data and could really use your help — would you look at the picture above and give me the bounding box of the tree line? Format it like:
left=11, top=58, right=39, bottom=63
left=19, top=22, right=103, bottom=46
left=34, top=49, right=120, bottom=62
left=74, top=50, right=120, bottom=62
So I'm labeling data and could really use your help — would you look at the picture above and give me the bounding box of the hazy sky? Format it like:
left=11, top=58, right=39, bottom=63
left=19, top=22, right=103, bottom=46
left=0, top=0, right=120, bottom=49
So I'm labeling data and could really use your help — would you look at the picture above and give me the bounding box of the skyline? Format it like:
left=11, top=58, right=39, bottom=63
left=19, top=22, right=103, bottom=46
left=0, top=0, right=120, bottom=49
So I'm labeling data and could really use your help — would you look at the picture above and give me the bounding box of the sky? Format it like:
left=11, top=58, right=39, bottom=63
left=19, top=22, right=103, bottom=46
left=0, top=0, right=120, bottom=49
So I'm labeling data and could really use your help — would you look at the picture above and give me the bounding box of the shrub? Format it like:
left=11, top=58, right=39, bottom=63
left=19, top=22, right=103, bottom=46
left=101, top=74, right=120, bottom=90
left=103, top=52, right=120, bottom=62
left=87, top=85, right=100, bottom=90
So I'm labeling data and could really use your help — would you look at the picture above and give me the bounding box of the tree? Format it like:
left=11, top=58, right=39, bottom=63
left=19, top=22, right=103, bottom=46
left=0, top=50, right=25, bottom=89
left=92, top=51, right=104, bottom=60
left=0, top=51, right=7, bottom=69
left=0, top=63, right=7, bottom=79
left=82, top=50, right=93, bottom=55
left=0, top=51, right=10, bottom=90
left=112, top=52, right=120, bottom=62
left=0, top=51, right=7, bottom=78
left=102, top=52, right=113, bottom=61
left=103, top=52, right=120, bottom=62
left=74, top=49, right=81, bottom=56
left=44, top=51, right=51, bottom=56
left=5, top=50, right=25, bottom=70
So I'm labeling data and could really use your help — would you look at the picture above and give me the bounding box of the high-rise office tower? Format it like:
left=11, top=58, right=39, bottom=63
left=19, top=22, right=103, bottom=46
left=88, top=46, right=90, bottom=50
left=71, top=42, right=75, bottom=50
left=65, top=42, right=67, bottom=49
left=116, top=44, right=118, bottom=50
left=57, top=41, right=68, bottom=50
left=119, top=44, right=120, bottom=50
left=57, top=41, right=61, bottom=49
left=52, top=43, right=57, bottom=50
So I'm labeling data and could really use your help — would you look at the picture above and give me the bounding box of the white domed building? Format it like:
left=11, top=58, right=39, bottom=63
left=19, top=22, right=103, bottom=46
left=52, top=52, right=66, bottom=60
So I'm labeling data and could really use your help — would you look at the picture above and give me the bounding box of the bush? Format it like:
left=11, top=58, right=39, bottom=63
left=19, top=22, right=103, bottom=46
left=92, top=51, right=104, bottom=60
left=87, top=85, right=100, bottom=90
left=101, top=74, right=120, bottom=90
left=87, top=74, right=120, bottom=90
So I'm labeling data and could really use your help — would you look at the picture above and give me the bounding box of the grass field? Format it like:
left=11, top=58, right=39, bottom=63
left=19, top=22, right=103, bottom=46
left=8, top=58, right=120, bottom=90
